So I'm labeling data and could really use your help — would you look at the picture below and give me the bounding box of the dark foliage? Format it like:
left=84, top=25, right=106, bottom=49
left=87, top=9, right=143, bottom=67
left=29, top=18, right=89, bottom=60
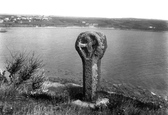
left=5, top=51, right=44, bottom=88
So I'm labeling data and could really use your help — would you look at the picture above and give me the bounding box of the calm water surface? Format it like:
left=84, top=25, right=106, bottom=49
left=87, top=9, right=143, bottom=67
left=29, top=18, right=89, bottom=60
left=0, top=27, right=168, bottom=96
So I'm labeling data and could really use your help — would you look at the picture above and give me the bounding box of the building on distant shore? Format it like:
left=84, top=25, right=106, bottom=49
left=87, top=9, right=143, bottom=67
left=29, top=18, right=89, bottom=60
left=0, top=20, right=3, bottom=23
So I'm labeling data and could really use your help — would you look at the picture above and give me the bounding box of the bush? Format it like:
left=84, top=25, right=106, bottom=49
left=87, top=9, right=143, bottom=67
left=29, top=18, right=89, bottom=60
left=1, top=51, right=46, bottom=94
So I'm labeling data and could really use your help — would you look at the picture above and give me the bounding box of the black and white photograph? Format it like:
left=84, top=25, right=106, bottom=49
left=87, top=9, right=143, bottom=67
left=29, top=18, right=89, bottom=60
left=0, top=0, right=168, bottom=114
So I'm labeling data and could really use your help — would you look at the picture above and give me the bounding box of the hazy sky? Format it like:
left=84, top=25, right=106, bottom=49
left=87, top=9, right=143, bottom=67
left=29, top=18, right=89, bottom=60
left=0, top=0, right=168, bottom=20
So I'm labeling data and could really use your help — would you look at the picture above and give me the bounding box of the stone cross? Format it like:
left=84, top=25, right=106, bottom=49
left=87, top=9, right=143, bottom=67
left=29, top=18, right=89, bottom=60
left=75, top=31, right=107, bottom=101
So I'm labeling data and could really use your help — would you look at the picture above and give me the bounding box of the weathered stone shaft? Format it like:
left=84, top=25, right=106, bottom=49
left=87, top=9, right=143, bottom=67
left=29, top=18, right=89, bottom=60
left=75, top=31, right=107, bottom=101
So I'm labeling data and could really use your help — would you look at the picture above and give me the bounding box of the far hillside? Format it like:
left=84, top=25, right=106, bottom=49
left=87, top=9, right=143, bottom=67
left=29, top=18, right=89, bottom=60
left=0, top=14, right=168, bottom=31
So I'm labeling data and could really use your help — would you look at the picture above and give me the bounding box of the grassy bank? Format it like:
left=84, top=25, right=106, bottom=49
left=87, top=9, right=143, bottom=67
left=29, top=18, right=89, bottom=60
left=0, top=74, right=167, bottom=115
left=0, top=80, right=167, bottom=115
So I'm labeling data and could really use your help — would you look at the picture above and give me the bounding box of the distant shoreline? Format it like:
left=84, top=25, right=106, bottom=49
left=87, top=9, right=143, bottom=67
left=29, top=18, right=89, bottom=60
left=2, top=26, right=167, bottom=33
left=1, top=14, right=168, bottom=32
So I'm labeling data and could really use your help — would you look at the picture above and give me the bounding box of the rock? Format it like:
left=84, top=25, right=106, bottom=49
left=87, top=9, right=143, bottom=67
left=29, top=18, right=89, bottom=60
left=71, top=100, right=95, bottom=108
left=71, top=98, right=109, bottom=109
left=31, top=81, right=83, bottom=100
left=96, top=98, right=109, bottom=106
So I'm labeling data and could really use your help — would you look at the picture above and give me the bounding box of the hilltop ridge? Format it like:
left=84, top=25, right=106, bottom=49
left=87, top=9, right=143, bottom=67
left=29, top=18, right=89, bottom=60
left=0, top=14, right=168, bottom=31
